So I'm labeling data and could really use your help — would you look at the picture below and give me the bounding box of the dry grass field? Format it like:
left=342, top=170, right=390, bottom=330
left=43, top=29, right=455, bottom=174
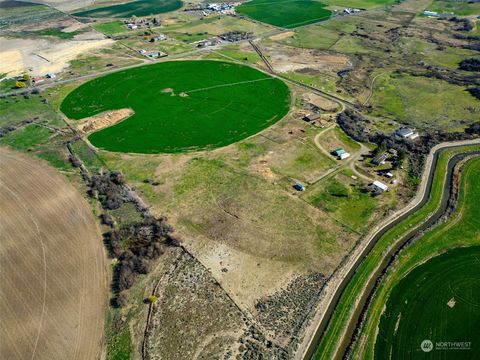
left=0, top=147, right=106, bottom=360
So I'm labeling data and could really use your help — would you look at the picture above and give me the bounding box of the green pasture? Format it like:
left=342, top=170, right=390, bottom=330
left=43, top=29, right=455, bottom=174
left=237, top=0, right=332, bottom=28
left=399, top=37, right=478, bottom=69
left=278, top=26, right=341, bottom=50
left=73, top=0, right=182, bottom=18
left=375, top=247, right=480, bottom=359
left=0, top=124, right=52, bottom=150
left=323, top=0, right=395, bottom=8
left=371, top=73, right=480, bottom=131
left=306, top=174, right=378, bottom=232
left=429, top=0, right=480, bottom=16
left=60, top=61, right=290, bottom=154
left=93, top=21, right=126, bottom=36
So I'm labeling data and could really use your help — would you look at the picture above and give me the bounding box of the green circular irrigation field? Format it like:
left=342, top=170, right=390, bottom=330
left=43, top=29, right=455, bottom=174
left=237, top=0, right=332, bottom=28
left=61, top=60, right=290, bottom=154
left=375, top=246, right=480, bottom=359
left=73, top=0, right=183, bottom=18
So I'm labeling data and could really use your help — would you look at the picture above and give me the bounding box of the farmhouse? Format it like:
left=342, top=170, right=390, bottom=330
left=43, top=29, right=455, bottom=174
left=372, top=180, right=388, bottom=193
left=303, top=113, right=321, bottom=122
left=395, top=127, right=419, bottom=140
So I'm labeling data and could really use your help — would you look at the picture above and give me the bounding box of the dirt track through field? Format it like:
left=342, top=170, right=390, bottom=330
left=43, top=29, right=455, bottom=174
left=0, top=147, right=106, bottom=360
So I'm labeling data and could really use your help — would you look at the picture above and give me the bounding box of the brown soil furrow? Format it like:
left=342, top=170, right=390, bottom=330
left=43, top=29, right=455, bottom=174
left=0, top=147, right=107, bottom=360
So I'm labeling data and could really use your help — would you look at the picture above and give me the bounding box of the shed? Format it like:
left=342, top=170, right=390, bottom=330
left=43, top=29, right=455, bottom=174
left=339, top=152, right=350, bottom=160
left=333, top=148, right=346, bottom=157
left=372, top=180, right=388, bottom=192
left=395, top=127, right=418, bottom=140
left=303, top=113, right=321, bottom=122
left=32, top=76, right=45, bottom=84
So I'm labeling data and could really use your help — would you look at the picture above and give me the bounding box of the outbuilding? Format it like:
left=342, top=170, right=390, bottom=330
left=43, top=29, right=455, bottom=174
left=339, top=152, right=350, bottom=160
left=372, top=180, right=388, bottom=193
left=303, top=113, right=320, bottom=122
left=395, top=127, right=419, bottom=140
left=32, top=76, right=45, bottom=84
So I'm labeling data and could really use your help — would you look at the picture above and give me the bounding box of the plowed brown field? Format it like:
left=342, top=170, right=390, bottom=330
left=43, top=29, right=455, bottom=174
left=0, top=147, right=106, bottom=360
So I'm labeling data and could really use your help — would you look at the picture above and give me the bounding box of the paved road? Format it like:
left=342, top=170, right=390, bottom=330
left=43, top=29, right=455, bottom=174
left=296, top=138, right=480, bottom=360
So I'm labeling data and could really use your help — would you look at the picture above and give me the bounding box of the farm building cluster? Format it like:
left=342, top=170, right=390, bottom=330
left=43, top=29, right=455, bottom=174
left=184, top=2, right=240, bottom=16
left=32, top=72, right=56, bottom=85
left=9, top=72, right=57, bottom=89
left=342, top=8, right=361, bottom=15
left=196, top=31, right=252, bottom=48
left=422, top=10, right=454, bottom=18
left=203, top=3, right=239, bottom=16
left=125, top=17, right=160, bottom=30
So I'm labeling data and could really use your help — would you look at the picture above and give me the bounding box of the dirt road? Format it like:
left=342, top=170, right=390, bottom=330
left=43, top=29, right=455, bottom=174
left=0, top=147, right=106, bottom=360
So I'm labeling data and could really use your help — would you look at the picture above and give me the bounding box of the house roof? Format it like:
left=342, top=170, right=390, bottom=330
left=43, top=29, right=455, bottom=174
left=305, top=113, right=320, bottom=120
left=334, top=148, right=346, bottom=155
left=396, top=128, right=414, bottom=137
left=373, top=180, right=388, bottom=191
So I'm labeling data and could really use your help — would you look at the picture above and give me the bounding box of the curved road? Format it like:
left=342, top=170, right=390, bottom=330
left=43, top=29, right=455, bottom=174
left=296, top=138, right=480, bottom=360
